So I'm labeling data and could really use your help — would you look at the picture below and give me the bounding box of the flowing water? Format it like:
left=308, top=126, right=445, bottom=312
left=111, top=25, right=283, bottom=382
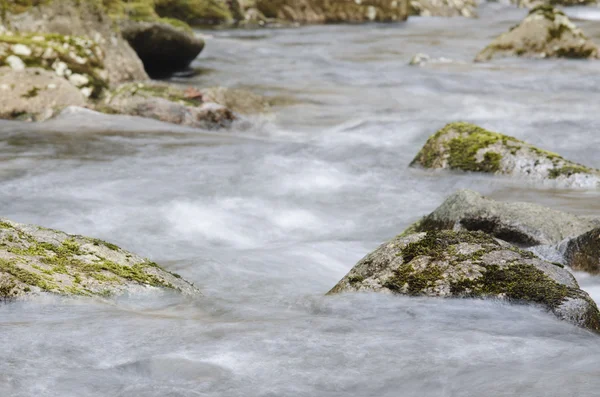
left=2, top=4, right=600, bottom=396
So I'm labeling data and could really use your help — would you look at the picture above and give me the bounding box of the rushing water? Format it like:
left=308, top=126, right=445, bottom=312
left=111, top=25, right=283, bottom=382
left=3, top=4, right=600, bottom=396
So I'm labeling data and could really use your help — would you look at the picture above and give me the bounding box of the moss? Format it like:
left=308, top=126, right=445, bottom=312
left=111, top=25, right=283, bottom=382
left=348, top=274, right=365, bottom=284
left=154, top=0, right=233, bottom=25
left=401, top=230, right=499, bottom=264
left=22, top=86, right=40, bottom=98
left=92, top=238, right=120, bottom=251
left=0, top=259, right=53, bottom=291
left=385, top=263, right=444, bottom=295
left=446, top=127, right=503, bottom=172
left=397, top=218, right=424, bottom=238
left=549, top=165, right=592, bottom=179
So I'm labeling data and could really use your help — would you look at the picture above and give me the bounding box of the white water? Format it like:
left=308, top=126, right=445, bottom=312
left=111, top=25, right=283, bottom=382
left=2, top=4, right=600, bottom=396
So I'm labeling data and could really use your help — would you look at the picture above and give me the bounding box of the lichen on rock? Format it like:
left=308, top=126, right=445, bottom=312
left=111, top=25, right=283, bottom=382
left=409, top=0, right=477, bottom=18
left=410, top=122, right=600, bottom=187
left=0, top=218, right=200, bottom=299
left=475, top=5, right=599, bottom=61
left=329, top=229, right=600, bottom=333
left=562, top=228, right=600, bottom=274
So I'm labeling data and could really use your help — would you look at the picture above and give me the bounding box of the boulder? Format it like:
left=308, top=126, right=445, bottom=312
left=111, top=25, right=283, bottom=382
left=0, top=67, right=86, bottom=121
left=329, top=230, right=600, bottom=333
left=120, top=20, right=205, bottom=78
left=100, top=82, right=237, bottom=129
left=562, top=228, right=600, bottom=274
left=201, top=86, right=271, bottom=115
left=4, top=0, right=149, bottom=84
left=512, top=0, right=596, bottom=8
left=405, top=189, right=600, bottom=246
left=410, top=122, right=600, bottom=188
left=409, top=0, right=477, bottom=18
left=475, top=5, right=599, bottom=62
left=254, top=0, right=409, bottom=23
left=0, top=218, right=200, bottom=300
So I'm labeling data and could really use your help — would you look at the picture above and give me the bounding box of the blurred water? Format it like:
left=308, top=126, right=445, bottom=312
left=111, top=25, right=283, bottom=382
left=2, top=4, right=600, bottom=396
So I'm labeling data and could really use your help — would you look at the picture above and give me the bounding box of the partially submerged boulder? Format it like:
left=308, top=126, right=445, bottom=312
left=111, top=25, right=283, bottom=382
left=255, top=0, right=409, bottom=23
left=329, top=230, right=600, bottom=333
left=562, top=228, right=600, bottom=274
left=0, top=218, right=199, bottom=299
left=120, top=20, right=205, bottom=78
left=100, top=82, right=237, bottom=129
left=409, top=0, right=477, bottom=18
left=405, top=189, right=600, bottom=246
left=410, top=122, right=600, bottom=188
left=0, top=67, right=86, bottom=121
left=475, top=5, right=599, bottom=62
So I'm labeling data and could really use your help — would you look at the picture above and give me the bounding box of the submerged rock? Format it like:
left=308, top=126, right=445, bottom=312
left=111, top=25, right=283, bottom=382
left=120, top=20, right=205, bottom=78
left=562, top=228, right=600, bottom=274
left=405, top=189, right=600, bottom=246
left=254, top=0, right=409, bottom=23
left=100, top=82, right=238, bottom=129
left=410, top=122, right=600, bottom=188
left=0, top=67, right=86, bottom=121
left=409, top=0, right=477, bottom=18
left=329, top=230, right=600, bottom=333
left=0, top=218, right=199, bottom=300
left=475, top=5, right=599, bottom=61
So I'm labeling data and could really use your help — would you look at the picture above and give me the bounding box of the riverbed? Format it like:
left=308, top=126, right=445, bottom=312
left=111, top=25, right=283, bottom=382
left=2, top=4, right=600, bottom=396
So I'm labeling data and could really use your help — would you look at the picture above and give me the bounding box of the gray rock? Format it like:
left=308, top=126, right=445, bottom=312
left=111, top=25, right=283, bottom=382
left=328, top=230, right=600, bottom=333
left=409, top=0, right=477, bottom=18
left=562, top=228, right=600, bottom=274
left=475, top=5, right=599, bottom=62
left=407, top=189, right=600, bottom=246
left=0, top=67, right=86, bottom=121
left=0, top=218, right=200, bottom=300
left=410, top=122, right=600, bottom=188
left=120, top=20, right=205, bottom=78
left=100, top=82, right=237, bottom=129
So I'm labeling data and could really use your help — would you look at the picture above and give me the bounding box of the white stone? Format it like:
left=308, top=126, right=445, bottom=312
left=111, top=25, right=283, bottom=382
left=80, top=87, right=93, bottom=98
left=11, top=44, right=32, bottom=57
left=53, top=61, right=69, bottom=77
left=6, top=55, right=25, bottom=71
left=68, top=73, right=89, bottom=87
left=47, top=83, right=57, bottom=90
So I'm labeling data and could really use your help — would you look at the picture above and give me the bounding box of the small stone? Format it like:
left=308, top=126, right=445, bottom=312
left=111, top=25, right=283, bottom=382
left=68, top=73, right=89, bottom=87
left=6, top=55, right=26, bottom=71
left=11, top=44, right=32, bottom=56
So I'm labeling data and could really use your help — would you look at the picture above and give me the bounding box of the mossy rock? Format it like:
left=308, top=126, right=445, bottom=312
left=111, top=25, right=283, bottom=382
left=154, top=0, right=234, bottom=25
left=0, top=30, right=108, bottom=98
left=410, top=122, right=600, bottom=188
left=329, top=229, right=600, bottom=333
left=409, top=0, right=477, bottom=18
left=475, top=5, right=599, bottom=61
left=99, top=82, right=236, bottom=129
left=403, top=189, right=600, bottom=247
left=0, top=218, right=200, bottom=299
left=255, top=0, right=408, bottom=23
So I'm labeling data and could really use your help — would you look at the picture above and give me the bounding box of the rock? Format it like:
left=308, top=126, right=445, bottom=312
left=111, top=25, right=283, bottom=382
left=405, top=189, right=600, bottom=246
left=120, top=20, right=205, bottom=78
left=254, top=0, right=409, bottom=23
left=328, top=230, right=600, bottom=333
left=410, top=122, right=600, bottom=188
left=154, top=0, right=235, bottom=25
left=512, top=0, right=596, bottom=8
left=0, top=218, right=200, bottom=300
left=0, top=30, right=108, bottom=99
left=409, top=0, right=477, bottom=18
left=408, top=53, right=455, bottom=66
left=201, top=86, right=271, bottom=115
left=4, top=0, right=149, bottom=85
left=475, top=5, right=599, bottom=62
left=100, top=82, right=237, bottom=129
left=562, top=228, right=600, bottom=274
left=0, top=67, right=86, bottom=121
